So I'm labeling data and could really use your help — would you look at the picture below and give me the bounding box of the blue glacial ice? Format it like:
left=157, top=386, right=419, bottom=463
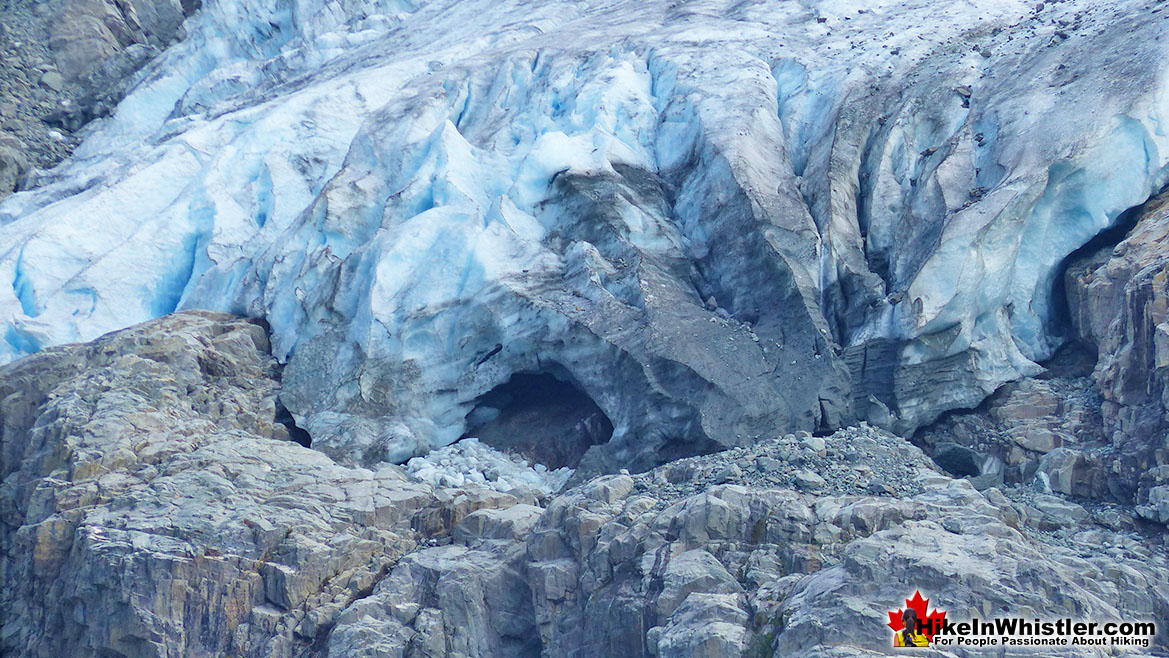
left=1, top=0, right=1168, bottom=470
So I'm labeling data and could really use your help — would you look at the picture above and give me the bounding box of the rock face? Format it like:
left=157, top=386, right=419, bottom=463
left=915, top=347, right=1111, bottom=496
left=1066, top=191, right=1169, bottom=522
left=908, top=192, right=1169, bottom=519
left=2, top=0, right=1169, bottom=472
left=0, top=0, right=200, bottom=196
left=2, top=311, right=481, bottom=658
left=4, top=3, right=1169, bottom=656
left=4, top=312, right=1167, bottom=657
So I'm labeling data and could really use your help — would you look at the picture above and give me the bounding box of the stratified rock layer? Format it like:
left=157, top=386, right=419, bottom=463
left=1066, top=192, right=1169, bottom=522
left=3, top=312, right=1166, bottom=657
left=1, top=311, right=500, bottom=658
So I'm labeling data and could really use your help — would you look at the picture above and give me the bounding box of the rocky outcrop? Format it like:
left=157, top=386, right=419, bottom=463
left=915, top=348, right=1112, bottom=496
left=0, top=0, right=199, bottom=196
left=1066, top=191, right=1169, bottom=522
left=3, top=2, right=1169, bottom=656
left=4, top=312, right=1166, bottom=656
left=915, top=190, right=1169, bottom=522
left=324, top=425, right=1169, bottom=657
left=0, top=311, right=526, bottom=657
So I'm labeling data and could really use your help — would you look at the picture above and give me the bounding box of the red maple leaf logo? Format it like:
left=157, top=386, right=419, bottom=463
left=888, top=590, right=947, bottom=641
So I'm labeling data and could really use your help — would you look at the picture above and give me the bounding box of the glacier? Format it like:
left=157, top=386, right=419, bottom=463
left=1, top=0, right=1168, bottom=472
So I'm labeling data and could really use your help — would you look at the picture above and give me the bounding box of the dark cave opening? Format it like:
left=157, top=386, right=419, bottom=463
left=461, top=372, right=614, bottom=469
left=930, top=442, right=982, bottom=477
left=275, top=398, right=312, bottom=448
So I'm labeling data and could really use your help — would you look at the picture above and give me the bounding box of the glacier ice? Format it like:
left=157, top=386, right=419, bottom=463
left=1, top=0, right=1168, bottom=472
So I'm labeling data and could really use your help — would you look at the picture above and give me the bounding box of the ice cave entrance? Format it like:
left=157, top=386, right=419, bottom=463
left=461, top=372, right=614, bottom=469
left=275, top=398, right=312, bottom=448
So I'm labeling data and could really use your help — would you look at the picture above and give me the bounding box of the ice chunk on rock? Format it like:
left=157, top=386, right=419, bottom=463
left=405, top=438, right=573, bottom=496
